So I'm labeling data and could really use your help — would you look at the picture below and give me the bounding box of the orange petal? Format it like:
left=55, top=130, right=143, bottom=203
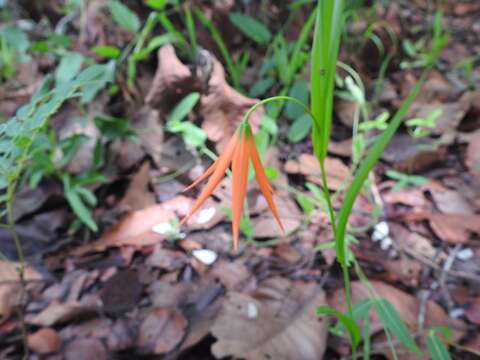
left=183, top=161, right=217, bottom=192
left=183, top=132, right=238, bottom=192
left=181, top=134, right=238, bottom=225
left=249, top=135, right=285, bottom=233
left=231, top=131, right=250, bottom=251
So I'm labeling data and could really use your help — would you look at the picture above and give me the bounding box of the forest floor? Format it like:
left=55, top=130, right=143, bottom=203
left=0, top=0, right=480, bottom=359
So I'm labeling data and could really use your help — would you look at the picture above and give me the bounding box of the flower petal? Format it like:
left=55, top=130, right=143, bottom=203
left=181, top=133, right=238, bottom=225
left=249, top=136, right=285, bottom=233
left=231, top=131, right=250, bottom=251
left=183, top=132, right=238, bottom=192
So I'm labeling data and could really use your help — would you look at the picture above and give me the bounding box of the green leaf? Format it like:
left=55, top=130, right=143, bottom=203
left=169, top=121, right=206, bottom=148
left=229, top=12, right=271, bottom=44
left=317, top=305, right=361, bottom=348
left=55, top=52, right=83, bottom=84
left=249, top=78, right=274, bottom=97
left=296, top=192, right=315, bottom=215
left=109, top=0, right=141, bottom=32
left=427, top=334, right=451, bottom=360
left=144, top=0, right=167, bottom=10
left=94, top=116, right=136, bottom=140
left=374, top=299, right=421, bottom=355
left=286, top=79, right=309, bottom=120
left=63, top=176, right=97, bottom=232
left=287, top=113, right=312, bottom=143
left=92, top=45, right=121, bottom=59
left=260, top=114, right=278, bottom=136
left=167, top=92, right=200, bottom=125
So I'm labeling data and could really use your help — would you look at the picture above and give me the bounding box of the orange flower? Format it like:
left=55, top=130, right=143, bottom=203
left=181, top=122, right=284, bottom=251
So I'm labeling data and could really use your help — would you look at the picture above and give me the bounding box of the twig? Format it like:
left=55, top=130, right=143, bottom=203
left=439, top=245, right=461, bottom=312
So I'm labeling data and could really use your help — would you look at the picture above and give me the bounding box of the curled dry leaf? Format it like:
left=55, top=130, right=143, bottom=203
left=199, top=53, right=262, bottom=152
left=145, top=45, right=262, bottom=152
left=284, top=153, right=350, bottom=191
left=138, top=308, right=188, bottom=355
left=426, top=182, right=474, bottom=215
left=145, top=44, right=199, bottom=109
left=211, top=277, right=328, bottom=360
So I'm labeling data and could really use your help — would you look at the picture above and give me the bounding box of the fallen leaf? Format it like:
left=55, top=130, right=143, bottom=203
left=27, top=296, right=98, bottom=327
left=64, top=337, right=107, bottom=360
left=382, top=134, right=445, bottom=172
left=146, top=245, right=188, bottom=271
left=211, top=277, right=328, bottom=360
left=199, top=51, right=262, bottom=152
left=27, top=328, right=61, bottom=354
left=335, top=99, right=359, bottom=128
left=466, top=129, right=480, bottom=176
left=72, top=203, right=176, bottom=255
left=138, top=308, right=188, bottom=354
left=251, top=192, right=301, bottom=238
left=427, top=182, right=474, bottom=215
left=118, top=161, right=156, bottom=211
left=465, top=297, right=480, bottom=325
left=0, top=261, right=43, bottom=321
left=428, top=214, right=480, bottom=244
left=145, top=44, right=199, bottom=109
left=284, top=153, right=351, bottom=190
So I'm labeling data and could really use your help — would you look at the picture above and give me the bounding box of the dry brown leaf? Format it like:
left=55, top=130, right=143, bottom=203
left=466, top=129, right=480, bottom=176
left=427, top=183, right=474, bottom=215
left=28, top=296, right=98, bottom=327
left=27, top=328, right=61, bottom=354
left=330, top=280, right=465, bottom=340
left=284, top=153, right=350, bottom=190
left=118, top=161, right=156, bottom=211
left=251, top=191, right=301, bottom=238
left=0, top=261, right=42, bottom=321
left=199, top=53, right=262, bottom=152
left=64, top=337, right=107, bottom=360
left=72, top=203, right=176, bottom=255
left=145, top=44, right=198, bottom=108
left=429, top=214, right=480, bottom=244
left=211, top=277, right=328, bottom=360
left=138, top=308, right=188, bottom=354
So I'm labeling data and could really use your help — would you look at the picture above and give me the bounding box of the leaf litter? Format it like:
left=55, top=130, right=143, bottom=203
left=1, top=1, right=480, bottom=359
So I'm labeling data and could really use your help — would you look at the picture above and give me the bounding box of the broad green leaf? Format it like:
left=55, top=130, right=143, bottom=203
left=109, top=0, right=140, bottom=32
left=55, top=52, right=83, bottom=84
left=317, top=305, right=361, bottom=348
left=249, top=78, right=274, bottom=97
left=286, top=79, right=309, bottom=120
left=167, top=92, right=200, bottom=125
left=79, top=61, right=116, bottom=103
left=287, top=113, right=312, bottom=143
left=374, top=298, right=421, bottom=355
left=427, top=334, right=451, bottom=360
left=169, top=121, right=206, bottom=148
left=92, top=45, right=121, bottom=59
left=229, top=12, right=271, bottom=44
